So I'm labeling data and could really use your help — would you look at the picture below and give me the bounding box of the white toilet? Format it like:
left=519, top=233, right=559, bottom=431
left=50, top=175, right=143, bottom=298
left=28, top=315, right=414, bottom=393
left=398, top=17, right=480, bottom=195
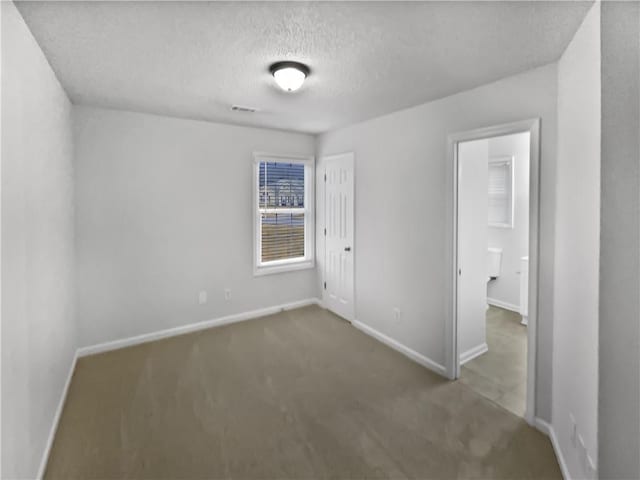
left=486, top=248, right=503, bottom=310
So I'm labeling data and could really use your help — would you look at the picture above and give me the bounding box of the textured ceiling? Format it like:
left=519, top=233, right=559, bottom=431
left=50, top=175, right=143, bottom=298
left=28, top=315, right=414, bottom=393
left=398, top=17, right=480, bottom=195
left=16, top=1, right=592, bottom=134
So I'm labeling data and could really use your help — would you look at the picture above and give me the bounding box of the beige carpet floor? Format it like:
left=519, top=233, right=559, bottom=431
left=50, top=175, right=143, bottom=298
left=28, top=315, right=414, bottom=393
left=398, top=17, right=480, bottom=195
left=45, top=305, right=560, bottom=479
left=461, top=306, right=528, bottom=417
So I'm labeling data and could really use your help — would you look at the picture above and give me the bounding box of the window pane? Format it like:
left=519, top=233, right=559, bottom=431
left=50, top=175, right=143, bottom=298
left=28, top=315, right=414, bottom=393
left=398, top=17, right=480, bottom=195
left=488, top=163, right=508, bottom=195
left=261, top=212, right=305, bottom=262
left=259, top=162, right=305, bottom=208
left=488, top=160, right=512, bottom=226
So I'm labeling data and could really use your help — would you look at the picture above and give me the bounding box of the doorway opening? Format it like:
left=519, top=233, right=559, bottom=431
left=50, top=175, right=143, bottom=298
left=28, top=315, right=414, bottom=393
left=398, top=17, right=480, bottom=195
left=448, top=119, right=540, bottom=424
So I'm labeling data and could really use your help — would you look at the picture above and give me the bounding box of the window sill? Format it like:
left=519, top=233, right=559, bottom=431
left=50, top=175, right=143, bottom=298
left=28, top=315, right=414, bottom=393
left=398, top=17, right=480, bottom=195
left=254, top=259, right=315, bottom=277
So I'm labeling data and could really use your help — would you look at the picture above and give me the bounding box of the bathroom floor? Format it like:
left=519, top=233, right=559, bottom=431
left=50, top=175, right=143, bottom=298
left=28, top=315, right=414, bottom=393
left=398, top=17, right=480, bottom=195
left=460, top=306, right=528, bottom=417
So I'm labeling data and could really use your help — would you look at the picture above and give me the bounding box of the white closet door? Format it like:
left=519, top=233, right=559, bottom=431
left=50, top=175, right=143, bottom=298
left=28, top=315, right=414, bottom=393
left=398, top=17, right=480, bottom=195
left=323, top=153, right=355, bottom=322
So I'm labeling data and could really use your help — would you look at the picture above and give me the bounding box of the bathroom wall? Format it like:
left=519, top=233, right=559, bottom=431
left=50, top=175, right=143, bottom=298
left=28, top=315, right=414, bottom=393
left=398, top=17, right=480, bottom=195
left=457, top=139, right=489, bottom=360
left=487, top=132, right=530, bottom=311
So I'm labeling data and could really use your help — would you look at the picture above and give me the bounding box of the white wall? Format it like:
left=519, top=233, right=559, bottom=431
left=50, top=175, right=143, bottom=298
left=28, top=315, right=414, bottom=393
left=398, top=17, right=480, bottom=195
left=487, top=132, right=530, bottom=311
left=73, top=106, right=316, bottom=348
left=599, top=1, right=640, bottom=477
left=1, top=2, right=76, bottom=478
left=457, top=139, right=489, bottom=359
left=554, top=3, right=600, bottom=478
left=316, top=63, right=558, bottom=421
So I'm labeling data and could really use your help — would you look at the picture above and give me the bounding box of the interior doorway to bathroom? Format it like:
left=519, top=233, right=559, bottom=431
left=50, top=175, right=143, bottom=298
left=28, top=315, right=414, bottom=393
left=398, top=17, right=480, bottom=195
left=447, top=119, right=540, bottom=424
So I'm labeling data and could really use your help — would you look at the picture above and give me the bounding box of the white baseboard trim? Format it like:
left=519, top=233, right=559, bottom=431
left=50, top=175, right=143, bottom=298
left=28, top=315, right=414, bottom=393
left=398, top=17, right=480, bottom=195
left=40, top=298, right=322, bottom=476
left=460, top=343, right=488, bottom=365
left=487, top=297, right=520, bottom=313
left=37, top=350, right=78, bottom=479
left=352, top=320, right=447, bottom=377
left=534, top=418, right=569, bottom=480
left=78, top=298, right=322, bottom=357
left=282, top=298, right=322, bottom=310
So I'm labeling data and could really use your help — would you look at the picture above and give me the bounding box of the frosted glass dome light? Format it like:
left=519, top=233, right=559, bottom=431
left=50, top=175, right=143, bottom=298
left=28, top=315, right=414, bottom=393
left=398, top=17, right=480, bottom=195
left=269, top=61, right=310, bottom=92
left=273, top=67, right=305, bottom=91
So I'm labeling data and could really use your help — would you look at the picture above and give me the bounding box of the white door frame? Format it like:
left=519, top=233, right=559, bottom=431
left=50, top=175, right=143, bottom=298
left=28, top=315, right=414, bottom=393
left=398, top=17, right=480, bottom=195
left=447, top=118, right=540, bottom=425
left=321, top=152, right=356, bottom=322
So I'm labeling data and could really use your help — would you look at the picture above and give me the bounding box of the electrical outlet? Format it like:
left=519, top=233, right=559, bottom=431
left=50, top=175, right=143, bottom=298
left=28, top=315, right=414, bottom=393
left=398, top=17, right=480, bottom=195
left=569, top=413, right=577, bottom=447
left=224, top=288, right=232, bottom=301
left=198, top=291, right=207, bottom=305
left=393, top=308, right=402, bottom=321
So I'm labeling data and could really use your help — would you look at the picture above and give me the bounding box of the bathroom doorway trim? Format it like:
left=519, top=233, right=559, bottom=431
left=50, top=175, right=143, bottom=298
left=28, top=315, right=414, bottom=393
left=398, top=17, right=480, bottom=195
left=446, top=118, right=540, bottom=426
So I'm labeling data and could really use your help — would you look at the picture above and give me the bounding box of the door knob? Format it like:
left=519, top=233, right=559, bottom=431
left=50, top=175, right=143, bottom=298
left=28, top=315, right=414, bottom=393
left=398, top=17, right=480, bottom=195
left=344, top=246, right=351, bottom=252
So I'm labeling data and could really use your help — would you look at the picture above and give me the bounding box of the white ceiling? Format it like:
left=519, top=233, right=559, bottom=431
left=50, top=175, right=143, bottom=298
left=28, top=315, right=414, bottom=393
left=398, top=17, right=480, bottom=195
left=16, top=1, right=592, bottom=134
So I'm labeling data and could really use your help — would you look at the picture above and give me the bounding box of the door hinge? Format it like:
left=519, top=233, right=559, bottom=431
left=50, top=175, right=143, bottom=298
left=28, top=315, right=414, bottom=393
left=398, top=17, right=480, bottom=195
left=324, top=281, right=327, bottom=290
left=324, top=173, right=327, bottom=182
left=324, top=228, right=326, bottom=236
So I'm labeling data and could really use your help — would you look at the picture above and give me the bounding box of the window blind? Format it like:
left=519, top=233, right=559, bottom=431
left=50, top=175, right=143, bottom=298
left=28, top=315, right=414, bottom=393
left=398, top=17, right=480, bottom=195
left=488, top=159, right=513, bottom=227
left=258, top=162, right=305, bottom=262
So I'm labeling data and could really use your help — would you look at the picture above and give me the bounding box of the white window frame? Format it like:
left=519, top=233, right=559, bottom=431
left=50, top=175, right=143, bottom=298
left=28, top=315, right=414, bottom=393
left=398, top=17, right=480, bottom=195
left=253, top=152, right=315, bottom=276
left=488, top=156, right=515, bottom=229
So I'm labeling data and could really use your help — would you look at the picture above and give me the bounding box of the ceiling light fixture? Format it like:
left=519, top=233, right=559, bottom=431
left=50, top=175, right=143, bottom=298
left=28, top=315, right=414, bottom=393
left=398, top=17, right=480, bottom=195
left=269, top=61, right=310, bottom=92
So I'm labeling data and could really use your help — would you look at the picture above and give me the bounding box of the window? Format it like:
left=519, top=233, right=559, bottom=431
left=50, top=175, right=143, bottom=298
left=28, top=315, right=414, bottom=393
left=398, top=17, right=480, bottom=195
left=488, top=156, right=514, bottom=228
left=254, top=154, right=314, bottom=275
